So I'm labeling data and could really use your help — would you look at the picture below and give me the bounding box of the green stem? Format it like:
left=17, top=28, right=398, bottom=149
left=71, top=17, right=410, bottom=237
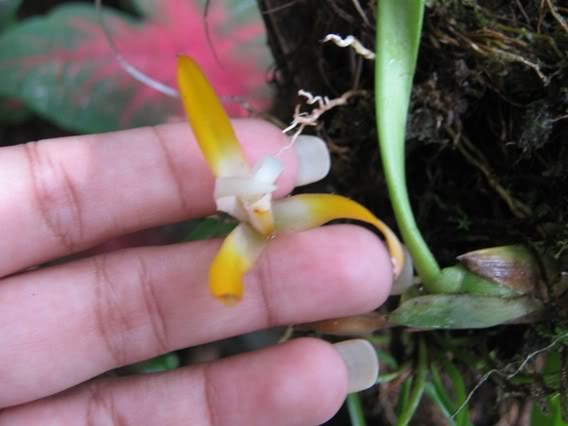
left=430, top=362, right=457, bottom=417
left=347, top=393, right=367, bottom=426
left=397, top=338, right=428, bottom=426
left=375, top=0, right=442, bottom=290
left=423, top=383, right=456, bottom=423
left=378, top=362, right=412, bottom=384
left=442, top=358, right=471, bottom=426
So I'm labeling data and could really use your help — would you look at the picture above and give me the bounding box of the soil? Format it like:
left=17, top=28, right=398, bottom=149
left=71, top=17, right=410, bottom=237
left=258, top=0, right=568, bottom=424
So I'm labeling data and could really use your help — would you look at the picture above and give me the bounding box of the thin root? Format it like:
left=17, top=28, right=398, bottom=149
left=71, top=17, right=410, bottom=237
left=322, top=34, right=376, bottom=60
left=546, top=0, right=568, bottom=33
left=278, top=89, right=365, bottom=156
left=452, top=131, right=532, bottom=219
left=450, top=332, right=568, bottom=421
left=350, top=0, right=371, bottom=26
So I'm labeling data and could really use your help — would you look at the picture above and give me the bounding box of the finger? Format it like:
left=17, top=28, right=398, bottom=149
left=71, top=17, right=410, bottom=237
left=0, top=339, right=348, bottom=426
left=0, top=119, right=298, bottom=277
left=0, top=225, right=392, bottom=408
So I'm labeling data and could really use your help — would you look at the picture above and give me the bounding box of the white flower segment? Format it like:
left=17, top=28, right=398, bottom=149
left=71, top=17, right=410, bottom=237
left=214, top=156, right=283, bottom=236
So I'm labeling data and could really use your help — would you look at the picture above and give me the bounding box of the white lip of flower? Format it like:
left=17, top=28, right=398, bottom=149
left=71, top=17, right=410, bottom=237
left=214, top=156, right=283, bottom=236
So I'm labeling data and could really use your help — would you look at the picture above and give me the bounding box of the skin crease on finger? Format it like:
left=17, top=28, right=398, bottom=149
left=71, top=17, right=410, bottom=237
left=0, top=339, right=348, bottom=426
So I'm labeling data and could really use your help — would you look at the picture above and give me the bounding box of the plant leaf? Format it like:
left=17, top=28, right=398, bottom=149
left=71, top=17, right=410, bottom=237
left=440, top=358, right=472, bottom=426
left=429, top=365, right=457, bottom=422
left=424, top=383, right=456, bottom=424
left=127, top=0, right=155, bottom=17
left=531, top=351, right=568, bottom=426
left=347, top=393, right=367, bottom=426
left=0, top=1, right=271, bottom=133
left=131, top=0, right=265, bottom=29
left=123, top=352, right=180, bottom=374
left=182, top=217, right=237, bottom=241
left=0, top=0, right=22, bottom=28
left=531, top=394, right=567, bottom=426
left=0, top=96, right=31, bottom=125
left=375, top=0, right=442, bottom=289
left=396, top=338, right=427, bottom=426
left=389, top=294, right=543, bottom=329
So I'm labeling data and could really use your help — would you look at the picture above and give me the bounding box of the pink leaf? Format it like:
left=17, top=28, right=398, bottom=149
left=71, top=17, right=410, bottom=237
left=0, top=1, right=272, bottom=132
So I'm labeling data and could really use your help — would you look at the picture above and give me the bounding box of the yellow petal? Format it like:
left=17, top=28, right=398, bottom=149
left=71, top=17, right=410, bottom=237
left=209, top=223, right=267, bottom=304
left=273, top=194, right=405, bottom=278
left=177, top=55, right=248, bottom=177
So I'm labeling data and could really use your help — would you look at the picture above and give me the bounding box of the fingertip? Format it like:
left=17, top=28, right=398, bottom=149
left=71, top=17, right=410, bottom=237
left=263, top=338, right=349, bottom=425
left=232, top=118, right=299, bottom=196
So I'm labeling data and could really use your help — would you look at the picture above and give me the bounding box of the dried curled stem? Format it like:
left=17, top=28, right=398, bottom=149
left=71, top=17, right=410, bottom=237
left=281, top=89, right=365, bottom=147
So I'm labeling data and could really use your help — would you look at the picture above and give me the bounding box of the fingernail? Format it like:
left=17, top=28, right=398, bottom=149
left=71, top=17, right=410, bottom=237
left=292, top=135, right=331, bottom=186
left=333, top=339, right=379, bottom=393
left=391, top=246, right=415, bottom=295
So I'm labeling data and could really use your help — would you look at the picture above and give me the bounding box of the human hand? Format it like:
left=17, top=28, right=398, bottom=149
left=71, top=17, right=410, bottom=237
left=0, top=119, right=393, bottom=425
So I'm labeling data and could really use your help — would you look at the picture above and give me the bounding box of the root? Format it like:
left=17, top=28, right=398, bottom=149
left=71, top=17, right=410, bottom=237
left=322, top=34, right=376, bottom=60
left=451, top=331, right=568, bottom=421
left=278, top=89, right=365, bottom=156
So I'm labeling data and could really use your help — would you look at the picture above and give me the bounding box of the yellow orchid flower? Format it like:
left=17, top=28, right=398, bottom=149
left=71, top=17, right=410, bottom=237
left=177, top=55, right=405, bottom=305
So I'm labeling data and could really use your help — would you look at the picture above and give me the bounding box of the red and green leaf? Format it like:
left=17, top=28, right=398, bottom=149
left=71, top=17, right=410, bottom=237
left=0, top=97, right=31, bottom=125
left=0, top=0, right=272, bottom=133
left=0, top=0, right=22, bottom=28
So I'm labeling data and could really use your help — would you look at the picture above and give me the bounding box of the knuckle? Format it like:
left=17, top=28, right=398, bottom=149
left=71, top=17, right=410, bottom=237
left=85, top=381, right=125, bottom=426
left=149, top=126, right=190, bottom=213
left=92, top=256, right=131, bottom=366
left=133, top=255, right=169, bottom=354
left=92, top=252, right=170, bottom=366
left=23, top=141, right=84, bottom=252
left=201, top=365, right=220, bottom=426
left=252, top=252, right=278, bottom=328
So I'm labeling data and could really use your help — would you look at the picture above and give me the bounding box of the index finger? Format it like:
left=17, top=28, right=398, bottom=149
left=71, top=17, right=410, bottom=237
left=0, top=119, right=298, bottom=277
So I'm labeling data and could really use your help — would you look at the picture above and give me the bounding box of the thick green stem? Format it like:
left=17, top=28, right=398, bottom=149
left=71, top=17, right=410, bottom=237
left=375, top=0, right=443, bottom=290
